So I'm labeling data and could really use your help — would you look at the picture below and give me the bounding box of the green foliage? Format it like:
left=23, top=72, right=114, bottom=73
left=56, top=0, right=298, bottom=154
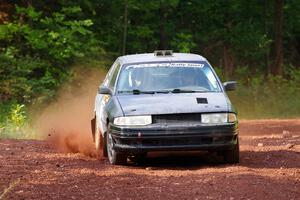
left=0, top=3, right=102, bottom=138
left=0, top=54, right=66, bottom=103
left=8, top=104, right=27, bottom=128
left=1, top=5, right=95, bottom=63
left=171, top=33, right=196, bottom=53
left=0, top=102, right=33, bottom=139
left=0, top=102, right=43, bottom=139
left=0, top=4, right=100, bottom=105
left=0, top=0, right=299, bottom=137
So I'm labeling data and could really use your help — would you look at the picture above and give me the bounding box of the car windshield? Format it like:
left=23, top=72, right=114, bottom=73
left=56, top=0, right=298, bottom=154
left=116, top=62, right=221, bottom=94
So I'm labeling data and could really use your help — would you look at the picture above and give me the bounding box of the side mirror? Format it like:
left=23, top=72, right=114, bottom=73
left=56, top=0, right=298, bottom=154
left=223, top=81, right=237, bottom=91
left=98, top=86, right=113, bottom=95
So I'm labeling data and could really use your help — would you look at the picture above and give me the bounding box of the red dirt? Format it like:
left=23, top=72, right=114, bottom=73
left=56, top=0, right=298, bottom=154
left=1, top=119, right=300, bottom=200
left=33, top=67, right=104, bottom=158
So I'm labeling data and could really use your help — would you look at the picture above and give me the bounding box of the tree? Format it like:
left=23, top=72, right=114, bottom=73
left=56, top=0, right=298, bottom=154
left=270, top=0, right=284, bottom=75
left=122, top=0, right=128, bottom=55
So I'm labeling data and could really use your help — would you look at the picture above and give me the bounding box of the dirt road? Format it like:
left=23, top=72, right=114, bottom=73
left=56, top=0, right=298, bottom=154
left=0, top=120, right=300, bottom=200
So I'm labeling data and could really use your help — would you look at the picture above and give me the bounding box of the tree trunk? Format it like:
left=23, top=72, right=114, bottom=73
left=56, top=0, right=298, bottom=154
left=122, top=0, right=128, bottom=55
left=222, top=43, right=234, bottom=79
left=263, top=0, right=270, bottom=75
left=222, top=4, right=234, bottom=79
left=270, top=0, right=284, bottom=75
left=158, top=0, right=167, bottom=50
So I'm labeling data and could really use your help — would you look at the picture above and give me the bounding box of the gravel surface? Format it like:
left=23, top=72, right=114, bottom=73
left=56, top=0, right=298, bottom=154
left=0, top=120, right=300, bottom=200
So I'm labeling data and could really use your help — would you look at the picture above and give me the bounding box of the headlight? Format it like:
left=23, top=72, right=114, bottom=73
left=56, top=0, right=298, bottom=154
left=201, top=113, right=237, bottom=124
left=113, top=116, right=152, bottom=126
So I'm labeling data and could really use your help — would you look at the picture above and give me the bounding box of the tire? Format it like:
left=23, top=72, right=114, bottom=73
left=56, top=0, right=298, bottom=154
left=106, top=131, right=127, bottom=165
left=223, top=138, right=239, bottom=164
left=102, top=133, right=108, bottom=157
left=95, top=117, right=107, bottom=158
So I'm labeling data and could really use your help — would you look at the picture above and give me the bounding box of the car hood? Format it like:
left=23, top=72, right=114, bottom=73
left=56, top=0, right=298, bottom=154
left=117, top=93, right=229, bottom=116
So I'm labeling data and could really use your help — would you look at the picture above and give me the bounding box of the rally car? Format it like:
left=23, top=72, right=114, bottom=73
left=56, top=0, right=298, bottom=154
left=91, top=50, right=239, bottom=165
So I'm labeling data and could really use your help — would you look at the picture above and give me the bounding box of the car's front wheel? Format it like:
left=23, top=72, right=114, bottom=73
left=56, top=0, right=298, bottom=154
left=223, top=138, right=239, bottom=164
left=106, top=130, right=127, bottom=165
left=95, top=117, right=107, bottom=158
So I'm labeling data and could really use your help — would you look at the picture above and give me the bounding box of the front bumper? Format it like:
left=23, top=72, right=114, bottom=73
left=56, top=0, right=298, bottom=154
left=109, top=122, right=238, bottom=153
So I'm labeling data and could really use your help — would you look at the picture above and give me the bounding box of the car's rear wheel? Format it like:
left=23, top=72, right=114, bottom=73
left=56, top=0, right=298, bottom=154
left=95, top=118, right=107, bottom=158
left=223, top=138, right=239, bottom=164
left=107, top=131, right=127, bottom=165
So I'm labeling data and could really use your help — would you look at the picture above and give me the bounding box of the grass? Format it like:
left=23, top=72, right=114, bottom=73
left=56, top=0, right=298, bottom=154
left=0, top=178, right=20, bottom=200
left=0, top=129, right=41, bottom=140
left=228, top=84, right=300, bottom=119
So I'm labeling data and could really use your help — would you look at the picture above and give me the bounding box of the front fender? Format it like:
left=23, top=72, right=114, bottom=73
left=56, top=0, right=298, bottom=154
left=95, top=95, right=123, bottom=137
left=95, top=94, right=108, bottom=136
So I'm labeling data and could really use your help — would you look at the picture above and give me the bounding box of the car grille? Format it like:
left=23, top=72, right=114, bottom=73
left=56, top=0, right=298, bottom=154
left=152, top=113, right=202, bottom=123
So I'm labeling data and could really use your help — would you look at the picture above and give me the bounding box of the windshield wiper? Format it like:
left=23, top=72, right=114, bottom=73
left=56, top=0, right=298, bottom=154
left=118, top=89, right=171, bottom=94
left=151, top=90, right=170, bottom=94
left=133, top=89, right=156, bottom=94
left=171, top=89, right=196, bottom=93
left=118, top=89, right=155, bottom=94
left=170, top=88, right=208, bottom=93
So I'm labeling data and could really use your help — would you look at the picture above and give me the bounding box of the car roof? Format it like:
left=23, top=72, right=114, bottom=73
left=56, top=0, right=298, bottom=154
left=118, top=53, right=207, bottom=65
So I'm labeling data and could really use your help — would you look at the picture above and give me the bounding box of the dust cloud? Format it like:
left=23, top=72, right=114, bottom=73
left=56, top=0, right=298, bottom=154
left=34, top=67, right=106, bottom=157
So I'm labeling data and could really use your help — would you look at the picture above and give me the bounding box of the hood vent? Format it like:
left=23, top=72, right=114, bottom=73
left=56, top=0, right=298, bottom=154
left=196, top=98, right=208, bottom=104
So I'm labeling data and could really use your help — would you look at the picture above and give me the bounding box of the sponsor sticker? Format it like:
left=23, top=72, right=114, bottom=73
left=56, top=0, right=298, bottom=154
left=125, top=63, right=205, bottom=69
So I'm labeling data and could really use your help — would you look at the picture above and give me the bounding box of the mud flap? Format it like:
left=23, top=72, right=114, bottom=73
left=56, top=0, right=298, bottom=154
left=91, top=116, right=96, bottom=142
